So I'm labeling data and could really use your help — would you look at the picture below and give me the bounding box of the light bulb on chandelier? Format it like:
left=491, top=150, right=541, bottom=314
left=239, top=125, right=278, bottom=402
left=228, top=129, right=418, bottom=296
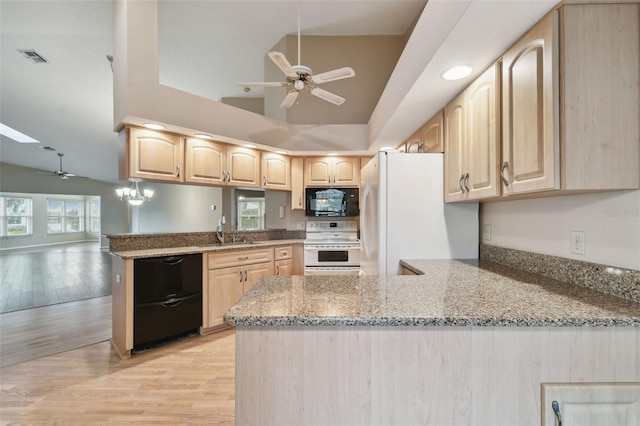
left=116, top=181, right=154, bottom=205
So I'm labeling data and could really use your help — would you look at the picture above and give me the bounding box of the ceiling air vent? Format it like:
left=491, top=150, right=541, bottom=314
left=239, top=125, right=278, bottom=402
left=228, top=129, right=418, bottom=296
left=17, top=49, right=49, bottom=64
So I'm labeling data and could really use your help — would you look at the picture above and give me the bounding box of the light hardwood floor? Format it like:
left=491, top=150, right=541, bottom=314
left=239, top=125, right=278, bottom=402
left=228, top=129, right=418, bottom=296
left=0, top=328, right=236, bottom=424
left=0, top=295, right=112, bottom=367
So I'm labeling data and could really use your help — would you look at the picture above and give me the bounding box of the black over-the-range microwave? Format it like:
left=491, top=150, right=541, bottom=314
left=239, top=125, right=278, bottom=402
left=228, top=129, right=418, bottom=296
left=305, top=187, right=360, bottom=217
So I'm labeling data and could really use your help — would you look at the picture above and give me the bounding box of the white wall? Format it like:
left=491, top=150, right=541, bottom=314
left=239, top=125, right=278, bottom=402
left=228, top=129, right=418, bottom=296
left=133, top=182, right=223, bottom=233
left=481, top=190, right=640, bottom=270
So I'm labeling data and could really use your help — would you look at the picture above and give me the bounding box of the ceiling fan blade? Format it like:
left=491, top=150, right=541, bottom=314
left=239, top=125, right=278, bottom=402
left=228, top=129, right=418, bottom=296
left=280, top=90, right=299, bottom=109
left=311, top=67, right=355, bottom=84
left=268, top=51, right=298, bottom=80
left=238, top=81, right=286, bottom=88
left=310, top=87, right=346, bottom=106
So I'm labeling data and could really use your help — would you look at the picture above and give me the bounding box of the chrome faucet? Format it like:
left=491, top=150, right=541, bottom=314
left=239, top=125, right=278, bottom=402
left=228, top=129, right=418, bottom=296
left=216, top=214, right=226, bottom=244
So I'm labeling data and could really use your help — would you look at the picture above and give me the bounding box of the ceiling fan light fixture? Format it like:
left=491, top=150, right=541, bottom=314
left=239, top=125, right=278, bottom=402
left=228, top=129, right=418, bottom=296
left=442, top=65, right=472, bottom=81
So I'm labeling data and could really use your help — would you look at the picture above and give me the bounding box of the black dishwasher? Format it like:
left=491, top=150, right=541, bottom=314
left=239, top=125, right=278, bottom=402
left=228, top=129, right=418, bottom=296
left=133, top=253, right=202, bottom=351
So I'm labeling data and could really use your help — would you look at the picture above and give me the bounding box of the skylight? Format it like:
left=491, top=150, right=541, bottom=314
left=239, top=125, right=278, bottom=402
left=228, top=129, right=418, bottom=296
left=0, top=123, right=40, bottom=143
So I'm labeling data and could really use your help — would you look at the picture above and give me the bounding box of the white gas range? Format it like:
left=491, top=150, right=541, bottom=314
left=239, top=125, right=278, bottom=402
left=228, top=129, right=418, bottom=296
left=303, top=220, right=361, bottom=275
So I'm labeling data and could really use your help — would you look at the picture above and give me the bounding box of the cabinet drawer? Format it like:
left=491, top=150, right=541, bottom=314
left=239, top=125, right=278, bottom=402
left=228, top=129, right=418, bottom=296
left=208, top=248, right=274, bottom=269
left=274, top=246, right=292, bottom=261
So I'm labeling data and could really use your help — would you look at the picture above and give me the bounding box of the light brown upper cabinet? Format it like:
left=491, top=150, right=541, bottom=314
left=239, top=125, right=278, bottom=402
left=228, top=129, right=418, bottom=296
left=501, top=4, right=639, bottom=196
left=304, top=156, right=360, bottom=187
left=444, top=63, right=500, bottom=202
left=405, top=111, right=444, bottom=153
left=261, top=152, right=291, bottom=191
left=226, top=145, right=261, bottom=188
left=290, top=157, right=305, bottom=210
left=120, top=127, right=184, bottom=182
left=183, top=139, right=260, bottom=187
left=184, top=138, right=226, bottom=185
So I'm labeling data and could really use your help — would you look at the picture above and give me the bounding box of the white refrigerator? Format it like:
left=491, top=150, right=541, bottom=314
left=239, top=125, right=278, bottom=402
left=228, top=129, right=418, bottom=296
left=360, top=151, right=479, bottom=275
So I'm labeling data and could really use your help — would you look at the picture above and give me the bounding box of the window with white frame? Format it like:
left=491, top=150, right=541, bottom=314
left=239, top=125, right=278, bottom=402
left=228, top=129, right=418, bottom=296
left=47, top=199, right=85, bottom=234
left=86, top=200, right=101, bottom=233
left=0, top=196, right=33, bottom=236
left=236, top=190, right=265, bottom=230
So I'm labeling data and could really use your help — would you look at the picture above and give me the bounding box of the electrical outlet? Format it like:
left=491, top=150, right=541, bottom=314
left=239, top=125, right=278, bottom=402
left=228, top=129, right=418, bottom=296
left=483, top=224, right=491, bottom=241
left=297, top=221, right=306, bottom=230
left=571, top=231, right=585, bottom=255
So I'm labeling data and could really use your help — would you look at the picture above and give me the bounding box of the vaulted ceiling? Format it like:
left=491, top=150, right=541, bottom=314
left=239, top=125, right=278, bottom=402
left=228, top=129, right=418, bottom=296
left=0, top=0, right=558, bottom=184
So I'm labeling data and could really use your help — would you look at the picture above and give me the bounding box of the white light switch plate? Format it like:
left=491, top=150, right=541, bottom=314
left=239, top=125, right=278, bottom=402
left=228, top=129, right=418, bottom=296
left=483, top=224, right=491, bottom=241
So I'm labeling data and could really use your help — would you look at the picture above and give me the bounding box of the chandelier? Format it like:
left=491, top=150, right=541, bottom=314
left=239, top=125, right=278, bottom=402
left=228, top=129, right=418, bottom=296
left=115, top=181, right=154, bottom=206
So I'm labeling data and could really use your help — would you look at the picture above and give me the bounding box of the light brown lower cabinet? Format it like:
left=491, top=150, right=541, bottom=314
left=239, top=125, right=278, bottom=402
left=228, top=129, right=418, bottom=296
left=204, top=248, right=274, bottom=329
left=274, top=245, right=293, bottom=276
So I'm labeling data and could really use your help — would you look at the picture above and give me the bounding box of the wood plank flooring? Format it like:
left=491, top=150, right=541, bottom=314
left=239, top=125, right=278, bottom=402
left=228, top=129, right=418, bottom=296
left=0, top=328, right=236, bottom=424
left=0, top=241, right=111, bottom=313
left=0, top=295, right=112, bottom=368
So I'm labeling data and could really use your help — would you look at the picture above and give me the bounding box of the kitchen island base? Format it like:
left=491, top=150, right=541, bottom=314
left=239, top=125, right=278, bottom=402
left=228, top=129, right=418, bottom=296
left=235, top=325, right=639, bottom=426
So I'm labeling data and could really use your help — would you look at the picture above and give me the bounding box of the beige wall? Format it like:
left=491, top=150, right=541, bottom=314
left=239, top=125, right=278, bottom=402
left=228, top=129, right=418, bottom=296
left=220, top=97, right=264, bottom=115
left=481, top=190, right=640, bottom=270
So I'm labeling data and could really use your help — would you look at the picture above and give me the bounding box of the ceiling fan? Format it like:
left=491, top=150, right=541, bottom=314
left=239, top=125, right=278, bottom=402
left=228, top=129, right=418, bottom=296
left=238, top=4, right=355, bottom=108
left=36, top=153, right=84, bottom=179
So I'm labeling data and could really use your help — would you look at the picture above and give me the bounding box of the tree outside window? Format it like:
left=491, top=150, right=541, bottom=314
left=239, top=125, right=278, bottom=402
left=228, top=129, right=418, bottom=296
left=236, top=190, right=265, bottom=231
left=87, top=200, right=101, bottom=232
left=47, top=199, right=85, bottom=234
left=0, top=196, right=33, bottom=236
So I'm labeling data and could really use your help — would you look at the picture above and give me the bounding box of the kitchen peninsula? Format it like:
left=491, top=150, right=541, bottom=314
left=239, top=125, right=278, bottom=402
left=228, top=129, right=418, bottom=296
left=225, top=259, right=640, bottom=426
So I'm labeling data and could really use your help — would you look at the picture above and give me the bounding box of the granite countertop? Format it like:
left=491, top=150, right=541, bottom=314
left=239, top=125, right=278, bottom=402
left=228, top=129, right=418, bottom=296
left=224, top=259, right=640, bottom=327
left=110, top=239, right=303, bottom=259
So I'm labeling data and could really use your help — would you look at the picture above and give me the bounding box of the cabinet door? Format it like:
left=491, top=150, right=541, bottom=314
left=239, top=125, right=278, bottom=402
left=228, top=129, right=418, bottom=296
left=542, top=383, right=640, bottom=426
left=243, top=262, right=274, bottom=294
left=291, top=157, right=305, bottom=210
left=465, top=64, right=500, bottom=200
left=333, top=157, right=360, bottom=187
left=275, top=259, right=293, bottom=276
left=407, top=111, right=444, bottom=153
left=184, top=138, right=226, bottom=185
left=502, top=10, right=559, bottom=195
left=207, top=265, right=244, bottom=327
left=227, top=146, right=260, bottom=187
left=261, top=152, right=291, bottom=190
left=421, top=111, right=444, bottom=153
left=443, top=91, right=466, bottom=202
left=127, top=127, right=184, bottom=182
left=304, top=157, right=333, bottom=186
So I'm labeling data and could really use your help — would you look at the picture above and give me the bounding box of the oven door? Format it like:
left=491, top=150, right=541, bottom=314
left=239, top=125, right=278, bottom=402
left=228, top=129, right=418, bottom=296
left=303, top=243, right=360, bottom=268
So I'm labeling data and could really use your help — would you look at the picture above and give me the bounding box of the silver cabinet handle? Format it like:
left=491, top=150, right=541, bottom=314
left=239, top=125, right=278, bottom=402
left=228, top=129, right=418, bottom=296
left=176, top=164, right=180, bottom=178
left=226, top=171, right=230, bottom=182
left=298, top=196, right=302, bottom=206
left=239, top=271, right=243, bottom=283
left=263, top=176, right=266, bottom=186
left=463, top=173, right=470, bottom=193
left=552, top=400, right=562, bottom=426
left=276, top=265, right=280, bottom=275
left=500, top=161, right=510, bottom=187
left=244, top=270, right=247, bottom=282
left=459, top=174, right=466, bottom=193
left=237, top=256, right=249, bottom=261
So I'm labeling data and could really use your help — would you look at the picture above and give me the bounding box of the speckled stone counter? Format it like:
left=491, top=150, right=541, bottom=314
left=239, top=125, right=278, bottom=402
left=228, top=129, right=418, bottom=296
left=110, top=239, right=303, bottom=259
left=225, top=259, right=640, bottom=327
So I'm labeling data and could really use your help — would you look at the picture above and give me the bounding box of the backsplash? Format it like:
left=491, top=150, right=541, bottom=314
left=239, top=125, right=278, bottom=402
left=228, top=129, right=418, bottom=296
left=106, top=229, right=305, bottom=252
left=480, top=244, right=640, bottom=303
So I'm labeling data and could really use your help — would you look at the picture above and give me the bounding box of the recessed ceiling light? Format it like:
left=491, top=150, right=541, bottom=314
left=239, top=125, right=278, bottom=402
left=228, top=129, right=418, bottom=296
left=327, top=152, right=338, bottom=156
left=194, top=134, right=213, bottom=139
left=275, top=150, right=287, bottom=155
left=244, top=144, right=257, bottom=149
left=442, top=66, right=472, bottom=81
left=143, top=123, right=165, bottom=130
left=0, top=123, right=40, bottom=143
